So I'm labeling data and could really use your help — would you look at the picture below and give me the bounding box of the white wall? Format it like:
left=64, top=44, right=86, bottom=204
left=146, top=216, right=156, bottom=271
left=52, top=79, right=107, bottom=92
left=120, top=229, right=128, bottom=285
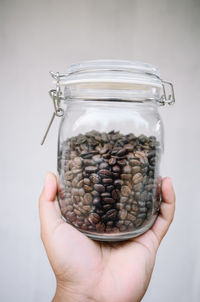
left=1, top=0, right=200, bottom=301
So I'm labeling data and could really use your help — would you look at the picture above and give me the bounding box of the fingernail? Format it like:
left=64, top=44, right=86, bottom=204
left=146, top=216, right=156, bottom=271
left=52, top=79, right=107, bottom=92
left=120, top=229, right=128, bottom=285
left=45, top=172, right=54, bottom=184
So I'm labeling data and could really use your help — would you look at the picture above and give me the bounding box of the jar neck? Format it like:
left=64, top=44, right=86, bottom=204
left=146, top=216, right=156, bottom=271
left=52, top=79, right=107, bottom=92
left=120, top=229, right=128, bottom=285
left=64, top=82, right=162, bottom=102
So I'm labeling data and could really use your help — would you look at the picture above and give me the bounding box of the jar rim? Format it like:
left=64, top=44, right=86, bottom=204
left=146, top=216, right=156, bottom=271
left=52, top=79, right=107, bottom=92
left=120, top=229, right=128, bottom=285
left=66, top=59, right=160, bottom=77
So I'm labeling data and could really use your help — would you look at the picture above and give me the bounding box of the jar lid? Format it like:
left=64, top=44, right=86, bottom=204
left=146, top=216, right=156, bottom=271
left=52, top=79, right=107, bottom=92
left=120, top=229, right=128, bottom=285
left=58, top=59, right=162, bottom=88
left=41, top=61, right=175, bottom=145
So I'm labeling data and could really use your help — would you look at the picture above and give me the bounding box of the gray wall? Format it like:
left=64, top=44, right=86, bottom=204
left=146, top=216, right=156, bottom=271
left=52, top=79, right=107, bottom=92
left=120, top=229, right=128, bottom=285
left=1, top=0, right=200, bottom=301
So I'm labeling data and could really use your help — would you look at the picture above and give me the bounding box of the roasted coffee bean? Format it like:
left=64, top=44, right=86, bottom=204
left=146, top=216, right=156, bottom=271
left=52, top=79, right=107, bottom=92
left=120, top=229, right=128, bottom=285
left=83, top=193, right=92, bottom=204
left=121, top=173, right=132, bottom=180
left=120, top=196, right=128, bottom=203
left=90, top=173, right=101, bottom=184
left=114, top=179, right=123, bottom=187
left=88, top=213, right=100, bottom=224
left=101, top=192, right=111, bottom=197
left=92, top=155, right=103, bottom=163
left=133, top=183, right=143, bottom=191
left=100, top=144, right=111, bottom=154
left=83, top=178, right=91, bottom=185
left=130, top=159, right=141, bottom=166
left=96, top=222, right=105, bottom=232
left=117, top=148, right=127, bottom=156
left=84, top=185, right=92, bottom=192
left=117, top=159, right=127, bottom=166
left=112, top=189, right=120, bottom=200
left=59, top=130, right=161, bottom=235
left=85, top=166, right=98, bottom=173
left=94, top=183, right=105, bottom=193
left=106, top=185, right=115, bottom=192
left=103, top=197, right=115, bottom=204
left=103, top=204, right=113, bottom=211
left=112, top=165, right=121, bottom=172
left=98, top=169, right=113, bottom=178
left=102, top=178, right=113, bottom=184
left=93, top=197, right=101, bottom=205
left=99, top=162, right=109, bottom=169
left=119, top=209, right=127, bottom=220
left=108, top=157, right=117, bottom=165
left=91, top=190, right=100, bottom=197
left=121, top=186, right=131, bottom=197
left=106, top=209, right=117, bottom=219
left=132, top=173, right=143, bottom=184
left=123, top=165, right=132, bottom=173
left=132, top=166, right=141, bottom=174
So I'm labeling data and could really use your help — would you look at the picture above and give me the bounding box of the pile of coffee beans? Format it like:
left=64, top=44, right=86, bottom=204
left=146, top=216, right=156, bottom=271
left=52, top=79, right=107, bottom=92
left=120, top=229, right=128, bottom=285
left=58, top=130, right=161, bottom=235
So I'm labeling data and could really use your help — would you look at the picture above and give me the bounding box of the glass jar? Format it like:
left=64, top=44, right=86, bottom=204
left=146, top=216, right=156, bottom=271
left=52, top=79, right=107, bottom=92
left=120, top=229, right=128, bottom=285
left=42, top=60, right=175, bottom=241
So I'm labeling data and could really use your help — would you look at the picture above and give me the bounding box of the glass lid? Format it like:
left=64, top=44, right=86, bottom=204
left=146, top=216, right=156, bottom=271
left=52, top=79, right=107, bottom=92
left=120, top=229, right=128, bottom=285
left=57, top=59, right=162, bottom=88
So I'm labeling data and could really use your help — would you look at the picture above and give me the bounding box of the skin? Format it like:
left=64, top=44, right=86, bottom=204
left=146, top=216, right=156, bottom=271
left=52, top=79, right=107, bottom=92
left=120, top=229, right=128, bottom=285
left=39, top=173, right=175, bottom=302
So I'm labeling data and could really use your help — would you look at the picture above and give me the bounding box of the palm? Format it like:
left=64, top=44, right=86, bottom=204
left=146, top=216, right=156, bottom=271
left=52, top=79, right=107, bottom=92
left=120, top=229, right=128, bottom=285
left=48, top=208, right=158, bottom=302
left=40, top=174, right=175, bottom=302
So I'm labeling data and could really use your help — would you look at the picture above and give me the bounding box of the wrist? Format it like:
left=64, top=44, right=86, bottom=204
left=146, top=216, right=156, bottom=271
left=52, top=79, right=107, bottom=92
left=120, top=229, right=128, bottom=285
left=53, top=283, right=96, bottom=302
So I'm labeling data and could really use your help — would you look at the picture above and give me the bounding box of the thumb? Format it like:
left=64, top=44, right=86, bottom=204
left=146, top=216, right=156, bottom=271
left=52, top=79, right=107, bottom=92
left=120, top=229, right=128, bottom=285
left=39, top=172, right=63, bottom=242
left=151, top=177, right=176, bottom=246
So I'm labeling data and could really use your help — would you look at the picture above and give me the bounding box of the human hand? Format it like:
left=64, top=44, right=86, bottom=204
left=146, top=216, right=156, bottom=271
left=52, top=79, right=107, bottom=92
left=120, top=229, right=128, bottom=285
left=39, top=173, right=175, bottom=302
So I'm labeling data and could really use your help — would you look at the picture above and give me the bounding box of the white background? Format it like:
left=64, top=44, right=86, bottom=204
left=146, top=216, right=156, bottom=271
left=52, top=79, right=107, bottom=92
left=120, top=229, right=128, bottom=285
left=1, top=0, right=200, bottom=301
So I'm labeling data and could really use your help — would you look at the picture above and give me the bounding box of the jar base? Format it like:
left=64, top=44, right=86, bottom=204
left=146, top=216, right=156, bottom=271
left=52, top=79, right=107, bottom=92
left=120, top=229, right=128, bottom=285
left=75, top=214, right=158, bottom=242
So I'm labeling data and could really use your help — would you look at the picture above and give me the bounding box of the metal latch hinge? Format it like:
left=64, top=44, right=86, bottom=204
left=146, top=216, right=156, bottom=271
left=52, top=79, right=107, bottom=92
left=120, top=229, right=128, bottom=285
left=158, top=80, right=175, bottom=106
left=41, top=72, right=65, bottom=145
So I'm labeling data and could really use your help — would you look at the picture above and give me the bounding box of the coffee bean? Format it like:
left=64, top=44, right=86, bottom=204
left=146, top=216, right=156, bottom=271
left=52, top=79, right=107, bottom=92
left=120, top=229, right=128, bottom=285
left=98, top=169, right=113, bottom=178
left=101, top=192, right=111, bottom=197
left=124, top=144, right=134, bottom=151
left=91, top=190, right=100, bottom=197
left=121, top=174, right=132, bottom=180
left=132, top=173, right=143, bottom=184
left=130, top=159, right=141, bottom=166
left=90, top=173, right=101, bottom=184
left=121, top=186, right=131, bottom=197
left=92, top=155, right=103, bottom=163
left=82, top=205, right=90, bottom=212
left=83, top=178, right=91, bottom=185
left=85, top=166, right=98, bottom=173
left=112, top=165, right=121, bottom=172
left=96, top=222, right=105, bottom=232
left=117, top=148, right=127, bottom=156
left=88, top=213, right=100, bottom=224
left=116, top=202, right=124, bottom=210
left=84, top=185, right=92, bottom=192
left=106, top=209, right=117, bottom=219
left=117, top=159, right=127, bottom=166
left=106, top=185, right=115, bottom=192
left=94, top=184, right=105, bottom=193
left=93, top=197, right=101, bottom=205
left=83, top=193, right=92, bottom=204
left=123, top=165, right=132, bottom=173
left=108, top=157, right=117, bottom=165
left=132, top=166, right=141, bottom=174
left=100, top=144, right=111, bottom=154
left=127, top=213, right=136, bottom=221
left=119, top=209, right=127, bottom=220
left=102, top=178, right=113, bottom=184
left=103, top=204, right=112, bottom=211
left=112, top=189, right=120, bottom=200
left=103, top=197, right=115, bottom=204
left=74, top=157, right=83, bottom=167
left=114, top=179, right=123, bottom=187
left=59, top=130, right=160, bottom=236
left=99, top=162, right=109, bottom=169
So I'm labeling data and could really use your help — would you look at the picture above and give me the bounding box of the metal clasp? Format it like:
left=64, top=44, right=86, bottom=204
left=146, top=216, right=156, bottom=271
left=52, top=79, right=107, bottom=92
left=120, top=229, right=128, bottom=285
left=41, top=72, right=64, bottom=145
left=159, top=80, right=175, bottom=106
